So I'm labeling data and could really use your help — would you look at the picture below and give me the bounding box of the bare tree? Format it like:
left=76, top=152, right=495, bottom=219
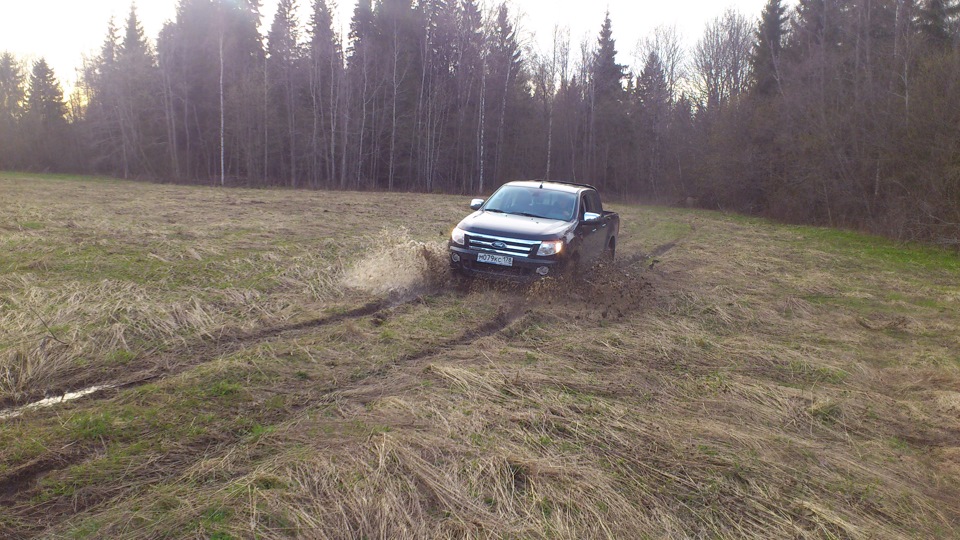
left=637, top=25, right=686, bottom=101
left=693, top=9, right=752, bottom=110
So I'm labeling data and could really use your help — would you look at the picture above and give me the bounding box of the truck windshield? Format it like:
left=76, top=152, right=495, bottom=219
left=483, top=186, right=577, bottom=221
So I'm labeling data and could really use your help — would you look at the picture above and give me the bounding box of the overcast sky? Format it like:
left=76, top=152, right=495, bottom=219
left=0, top=0, right=795, bottom=91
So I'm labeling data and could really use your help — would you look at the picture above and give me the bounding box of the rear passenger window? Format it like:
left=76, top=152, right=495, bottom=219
left=581, top=191, right=601, bottom=216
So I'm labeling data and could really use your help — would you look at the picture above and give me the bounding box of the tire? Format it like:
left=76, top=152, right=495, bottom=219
left=563, top=253, right=583, bottom=277
left=602, top=238, right=616, bottom=262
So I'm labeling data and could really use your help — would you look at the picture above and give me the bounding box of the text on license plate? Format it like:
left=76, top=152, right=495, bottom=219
left=477, top=253, right=513, bottom=267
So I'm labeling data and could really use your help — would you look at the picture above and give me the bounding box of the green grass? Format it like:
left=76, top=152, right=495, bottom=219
left=793, top=225, right=960, bottom=271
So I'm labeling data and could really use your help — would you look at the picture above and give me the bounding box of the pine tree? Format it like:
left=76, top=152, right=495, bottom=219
left=751, top=0, right=787, bottom=96
left=24, top=58, right=67, bottom=169
left=452, top=0, right=485, bottom=191
left=592, top=12, right=626, bottom=104
left=0, top=52, right=25, bottom=123
left=348, top=0, right=374, bottom=63
left=0, top=52, right=26, bottom=168
left=487, top=3, right=526, bottom=184
left=83, top=18, right=121, bottom=174
left=117, top=4, right=161, bottom=177
left=920, top=0, right=960, bottom=47
left=26, top=59, right=66, bottom=127
left=308, top=0, right=342, bottom=187
left=588, top=12, right=629, bottom=194
left=267, top=0, right=303, bottom=187
left=636, top=50, right=670, bottom=197
left=636, top=51, right=669, bottom=109
left=347, top=0, right=374, bottom=188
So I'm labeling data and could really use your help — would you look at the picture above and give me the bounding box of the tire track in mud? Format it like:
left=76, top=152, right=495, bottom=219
left=0, top=294, right=426, bottom=411
left=0, top=293, right=440, bottom=525
left=0, top=302, right=527, bottom=539
left=0, top=444, right=85, bottom=504
left=616, top=240, right=679, bottom=268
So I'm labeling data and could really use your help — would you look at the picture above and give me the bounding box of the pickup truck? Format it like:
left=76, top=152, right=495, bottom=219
left=448, top=181, right=620, bottom=279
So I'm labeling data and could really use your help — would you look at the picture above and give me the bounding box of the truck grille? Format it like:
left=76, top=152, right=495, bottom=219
left=466, top=233, right=539, bottom=257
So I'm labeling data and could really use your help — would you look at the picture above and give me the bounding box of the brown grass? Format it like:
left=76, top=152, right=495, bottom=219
left=0, top=173, right=958, bottom=539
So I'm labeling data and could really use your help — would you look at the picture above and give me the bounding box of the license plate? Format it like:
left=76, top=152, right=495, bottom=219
left=477, top=252, right=513, bottom=267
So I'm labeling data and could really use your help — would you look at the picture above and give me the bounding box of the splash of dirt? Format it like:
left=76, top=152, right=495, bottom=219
left=342, top=228, right=450, bottom=299
left=342, top=230, right=656, bottom=322
left=523, top=258, right=656, bottom=322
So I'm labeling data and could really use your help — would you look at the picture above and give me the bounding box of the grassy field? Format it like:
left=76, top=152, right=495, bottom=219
left=0, top=172, right=958, bottom=539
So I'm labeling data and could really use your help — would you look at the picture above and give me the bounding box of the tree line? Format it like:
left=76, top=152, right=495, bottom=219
left=0, top=0, right=958, bottom=244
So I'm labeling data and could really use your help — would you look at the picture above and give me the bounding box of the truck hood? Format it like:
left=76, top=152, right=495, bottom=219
left=457, top=211, right=573, bottom=240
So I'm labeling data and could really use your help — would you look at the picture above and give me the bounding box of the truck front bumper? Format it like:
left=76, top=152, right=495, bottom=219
left=448, top=245, right=563, bottom=280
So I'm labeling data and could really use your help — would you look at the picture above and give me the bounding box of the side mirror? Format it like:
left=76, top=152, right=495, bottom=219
left=470, top=198, right=485, bottom=210
left=583, top=212, right=601, bottom=222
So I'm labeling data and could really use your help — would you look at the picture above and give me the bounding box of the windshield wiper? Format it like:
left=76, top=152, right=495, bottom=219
left=514, top=212, right=549, bottom=219
left=484, top=208, right=506, bottom=213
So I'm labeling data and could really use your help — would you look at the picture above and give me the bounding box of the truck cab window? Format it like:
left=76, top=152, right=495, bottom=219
left=581, top=191, right=600, bottom=218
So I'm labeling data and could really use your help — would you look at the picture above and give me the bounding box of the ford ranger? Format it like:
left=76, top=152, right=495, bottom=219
left=448, top=181, right=620, bottom=279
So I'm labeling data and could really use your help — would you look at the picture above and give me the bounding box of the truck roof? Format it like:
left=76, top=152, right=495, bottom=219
left=503, top=180, right=597, bottom=194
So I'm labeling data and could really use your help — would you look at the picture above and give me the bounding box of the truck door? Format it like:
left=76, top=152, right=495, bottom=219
left=579, top=190, right=606, bottom=262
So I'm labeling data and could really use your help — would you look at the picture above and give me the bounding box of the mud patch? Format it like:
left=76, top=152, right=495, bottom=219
left=0, top=385, right=113, bottom=420
left=527, top=258, right=655, bottom=321
left=0, top=444, right=89, bottom=504
left=342, top=228, right=450, bottom=298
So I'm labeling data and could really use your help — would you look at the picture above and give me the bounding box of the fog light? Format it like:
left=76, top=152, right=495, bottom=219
left=451, top=253, right=461, bottom=263
left=536, top=266, right=549, bottom=276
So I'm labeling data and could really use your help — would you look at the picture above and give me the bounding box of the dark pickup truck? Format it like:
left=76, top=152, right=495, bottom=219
left=448, top=181, right=620, bottom=279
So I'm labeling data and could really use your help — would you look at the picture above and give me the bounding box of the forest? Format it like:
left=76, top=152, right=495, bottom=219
left=0, top=0, right=959, bottom=244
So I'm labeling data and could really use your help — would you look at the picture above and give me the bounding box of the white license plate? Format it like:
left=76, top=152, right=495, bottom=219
left=477, top=252, right=513, bottom=267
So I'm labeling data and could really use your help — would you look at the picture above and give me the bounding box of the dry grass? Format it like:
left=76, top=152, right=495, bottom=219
left=0, top=173, right=958, bottom=539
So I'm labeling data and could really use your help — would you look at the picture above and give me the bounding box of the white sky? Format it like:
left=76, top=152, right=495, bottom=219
left=0, top=0, right=795, bottom=91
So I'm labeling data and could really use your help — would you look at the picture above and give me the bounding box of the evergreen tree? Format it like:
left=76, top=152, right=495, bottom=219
left=0, top=53, right=25, bottom=124
left=588, top=12, right=629, bottom=194
left=920, top=0, right=960, bottom=47
left=25, top=59, right=66, bottom=127
left=751, top=0, right=787, bottom=96
left=348, top=0, right=375, bottom=63
left=0, top=52, right=26, bottom=168
left=636, top=51, right=670, bottom=109
left=592, top=12, right=626, bottom=104
left=636, top=50, right=670, bottom=197
left=452, top=0, right=485, bottom=191
left=486, top=3, right=527, bottom=184
left=83, top=18, right=121, bottom=174
left=267, top=0, right=303, bottom=186
left=24, top=58, right=68, bottom=169
left=308, top=0, right=342, bottom=187
left=121, top=5, right=151, bottom=60
left=346, top=0, right=375, bottom=188
left=117, top=4, right=161, bottom=177
left=791, top=0, right=843, bottom=52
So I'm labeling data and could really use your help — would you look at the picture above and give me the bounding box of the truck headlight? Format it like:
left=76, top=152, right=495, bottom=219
left=451, top=227, right=466, bottom=245
left=537, top=239, right=563, bottom=256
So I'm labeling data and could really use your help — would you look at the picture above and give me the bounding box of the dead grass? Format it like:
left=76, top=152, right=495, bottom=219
left=1, top=172, right=959, bottom=539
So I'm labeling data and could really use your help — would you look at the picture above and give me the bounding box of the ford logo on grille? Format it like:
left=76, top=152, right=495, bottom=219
left=492, top=241, right=507, bottom=249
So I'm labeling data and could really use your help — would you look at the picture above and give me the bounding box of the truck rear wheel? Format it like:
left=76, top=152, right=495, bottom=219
left=603, top=238, right=616, bottom=262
